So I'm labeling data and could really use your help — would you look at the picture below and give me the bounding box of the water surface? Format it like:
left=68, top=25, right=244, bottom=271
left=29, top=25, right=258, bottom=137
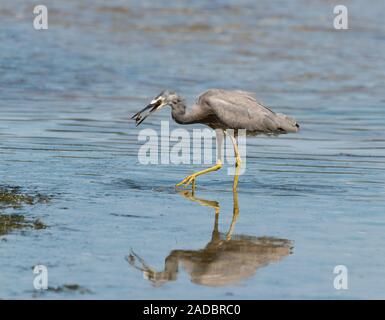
left=1, top=0, right=385, bottom=299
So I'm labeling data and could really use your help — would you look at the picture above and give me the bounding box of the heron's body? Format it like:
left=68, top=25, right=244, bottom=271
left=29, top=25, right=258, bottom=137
left=132, top=89, right=300, bottom=189
left=170, top=89, right=299, bottom=135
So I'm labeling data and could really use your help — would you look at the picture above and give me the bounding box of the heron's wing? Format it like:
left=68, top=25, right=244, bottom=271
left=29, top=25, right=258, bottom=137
left=198, top=89, right=297, bottom=133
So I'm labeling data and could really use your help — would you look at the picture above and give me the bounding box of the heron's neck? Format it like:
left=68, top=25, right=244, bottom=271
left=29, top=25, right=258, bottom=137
left=171, top=99, right=195, bottom=124
left=171, top=100, right=187, bottom=124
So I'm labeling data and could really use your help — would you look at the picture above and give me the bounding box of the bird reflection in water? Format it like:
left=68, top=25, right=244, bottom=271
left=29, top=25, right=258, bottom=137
left=127, top=186, right=293, bottom=287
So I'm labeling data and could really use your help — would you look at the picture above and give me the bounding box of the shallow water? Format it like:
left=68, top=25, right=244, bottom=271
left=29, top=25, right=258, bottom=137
left=1, top=0, right=385, bottom=299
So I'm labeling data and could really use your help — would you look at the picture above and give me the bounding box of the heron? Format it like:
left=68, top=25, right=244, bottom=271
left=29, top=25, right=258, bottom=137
left=132, top=89, right=299, bottom=188
left=127, top=189, right=292, bottom=287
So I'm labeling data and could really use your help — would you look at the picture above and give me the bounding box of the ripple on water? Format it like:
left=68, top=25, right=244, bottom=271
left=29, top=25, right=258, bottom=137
left=1, top=0, right=385, bottom=299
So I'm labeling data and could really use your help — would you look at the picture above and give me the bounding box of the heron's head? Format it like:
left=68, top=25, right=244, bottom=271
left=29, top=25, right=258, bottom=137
left=131, top=90, right=180, bottom=126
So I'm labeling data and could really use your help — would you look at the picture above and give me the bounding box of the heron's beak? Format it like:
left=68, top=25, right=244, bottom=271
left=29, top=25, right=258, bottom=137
left=131, top=99, right=164, bottom=126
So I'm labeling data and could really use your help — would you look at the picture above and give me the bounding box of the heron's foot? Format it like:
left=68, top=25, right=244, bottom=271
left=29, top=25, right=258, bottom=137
left=176, top=174, right=197, bottom=189
left=175, top=161, right=222, bottom=189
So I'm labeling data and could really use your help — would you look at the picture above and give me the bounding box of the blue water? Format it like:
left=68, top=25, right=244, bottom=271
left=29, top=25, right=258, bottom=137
left=1, top=0, right=385, bottom=299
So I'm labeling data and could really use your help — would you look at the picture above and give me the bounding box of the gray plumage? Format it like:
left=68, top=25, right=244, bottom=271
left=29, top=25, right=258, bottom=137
left=132, top=89, right=299, bottom=135
left=132, top=89, right=299, bottom=188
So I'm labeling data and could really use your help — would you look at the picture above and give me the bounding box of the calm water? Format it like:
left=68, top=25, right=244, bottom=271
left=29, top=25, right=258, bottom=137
left=1, top=0, right=385, bottom=299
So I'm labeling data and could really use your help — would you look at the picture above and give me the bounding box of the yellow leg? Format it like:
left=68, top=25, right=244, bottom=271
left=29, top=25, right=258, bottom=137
left=228, top=134, right=242, bottom=168
left=226, top=187, right=240, bottom=241
left=227, top=133, right=242, bottom=192
left=232, top=159, right=240, bottom=192
left=176, top=160, right=222, bottom=188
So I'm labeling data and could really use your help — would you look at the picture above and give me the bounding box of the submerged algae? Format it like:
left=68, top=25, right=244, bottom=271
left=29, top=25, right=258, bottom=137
left=0, top=186, right=49, bottom=236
